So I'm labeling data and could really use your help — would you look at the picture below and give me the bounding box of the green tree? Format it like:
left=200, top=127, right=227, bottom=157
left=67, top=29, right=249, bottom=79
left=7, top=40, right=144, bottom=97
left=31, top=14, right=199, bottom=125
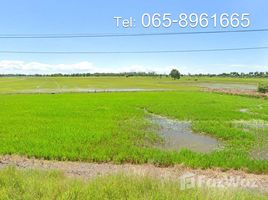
left=169, top=69, right=181, bottom=79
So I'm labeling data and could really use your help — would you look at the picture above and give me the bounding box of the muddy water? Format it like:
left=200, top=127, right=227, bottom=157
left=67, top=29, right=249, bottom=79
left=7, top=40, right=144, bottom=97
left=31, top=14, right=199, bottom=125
left=194, top=83, right=257, bottom=90
left=149, top=115, right=220, bottom=153
left=16, top=88, right=170, bottom=94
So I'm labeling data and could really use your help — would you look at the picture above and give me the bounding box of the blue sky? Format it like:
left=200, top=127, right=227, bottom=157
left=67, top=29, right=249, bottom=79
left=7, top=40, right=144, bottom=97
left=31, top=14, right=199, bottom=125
left=0, top=0, right=268, bottom=74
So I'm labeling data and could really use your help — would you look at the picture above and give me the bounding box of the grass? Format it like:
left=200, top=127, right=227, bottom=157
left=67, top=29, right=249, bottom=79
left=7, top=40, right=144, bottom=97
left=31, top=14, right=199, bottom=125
left=0, top=91, right=267, bottom=173
left=0, top=167, right=266, bottom=200
left=0, top=76, right=195, bottom=93
left=0, top=76, right=262, bottom=94
left=233, top=120, right=268, bottom=160
left=258, top=82, right=268, bottom=93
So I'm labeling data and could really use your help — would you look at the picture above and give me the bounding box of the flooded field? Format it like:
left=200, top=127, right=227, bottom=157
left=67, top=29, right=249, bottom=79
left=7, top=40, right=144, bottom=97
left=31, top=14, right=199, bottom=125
left=192, top=83, right=257, bottom=90
left=17, top=88, right=170, bottom=94
left=148, top=114, right=220, bottom=153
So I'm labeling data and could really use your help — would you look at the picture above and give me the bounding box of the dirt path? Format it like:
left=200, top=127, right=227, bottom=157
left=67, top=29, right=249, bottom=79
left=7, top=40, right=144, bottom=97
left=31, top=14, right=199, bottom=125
left=0, top=155, right=267, bottom=193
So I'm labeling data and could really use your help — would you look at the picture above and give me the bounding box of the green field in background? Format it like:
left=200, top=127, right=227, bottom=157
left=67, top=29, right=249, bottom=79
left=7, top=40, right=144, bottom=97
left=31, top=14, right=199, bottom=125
left=0, top=76, right=263, bottom=93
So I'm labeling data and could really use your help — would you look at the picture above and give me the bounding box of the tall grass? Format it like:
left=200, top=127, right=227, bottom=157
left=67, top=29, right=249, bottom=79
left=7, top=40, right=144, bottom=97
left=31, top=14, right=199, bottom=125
left=0, top=167, right=266, bottom=200
left=257, top=82, right=268, bottom=93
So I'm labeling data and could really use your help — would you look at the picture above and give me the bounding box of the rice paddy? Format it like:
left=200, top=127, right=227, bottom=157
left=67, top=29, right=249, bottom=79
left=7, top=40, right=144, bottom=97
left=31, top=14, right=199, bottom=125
left=0, top=76, right=267, bottom=173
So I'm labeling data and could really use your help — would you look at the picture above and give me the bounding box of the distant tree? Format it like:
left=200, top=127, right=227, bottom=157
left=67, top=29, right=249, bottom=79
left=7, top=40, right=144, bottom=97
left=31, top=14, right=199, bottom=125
left=230, top=72, right=239, bottom=77
left=169, top=69, right=181, bottom=79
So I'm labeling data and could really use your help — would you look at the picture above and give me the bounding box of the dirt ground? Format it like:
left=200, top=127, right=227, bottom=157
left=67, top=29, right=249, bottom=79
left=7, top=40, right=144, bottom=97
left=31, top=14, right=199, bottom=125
left=204, top=88, right=268, bottom=97
left=0, top=155, right=267, bottom=193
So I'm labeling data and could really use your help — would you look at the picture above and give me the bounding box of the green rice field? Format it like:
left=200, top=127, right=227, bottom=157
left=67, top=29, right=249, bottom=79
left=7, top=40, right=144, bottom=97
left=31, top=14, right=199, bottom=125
left=0, top=76, right=267, bottom=173
left=0, top=76, right=262, bottom=93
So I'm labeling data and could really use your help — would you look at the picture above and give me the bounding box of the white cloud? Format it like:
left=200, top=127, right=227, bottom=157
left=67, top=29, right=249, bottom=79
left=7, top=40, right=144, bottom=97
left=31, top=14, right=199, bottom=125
left=0, top=60, right=175, bottom=75
left=118, top=65, right=174, bottom=74
left=228, top=64, right=268, bottom=72
left=0, top=60, right=267, bottom=75
left=0, top=60, right=97, bottom=74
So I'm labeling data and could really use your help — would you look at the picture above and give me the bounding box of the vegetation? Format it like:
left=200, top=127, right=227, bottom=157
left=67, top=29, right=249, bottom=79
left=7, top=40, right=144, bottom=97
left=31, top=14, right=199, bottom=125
left=0, top=91, right=267, bottom=172
left=0, top=76, right=195, bottom=94
left=187, top=71, right=268, bottom=78
left=0, top=167, right=266, bottom=200
left=1, top=71, right=268, bottom=78
left=0, top=76, right=264, bottom=94
left=1, top=72, right=162, bottom=77
left=257, top=82, right=268, bottom=93
left=169, top=69, right=181, bottom=79
left=0, top=76, right=267, bottom=198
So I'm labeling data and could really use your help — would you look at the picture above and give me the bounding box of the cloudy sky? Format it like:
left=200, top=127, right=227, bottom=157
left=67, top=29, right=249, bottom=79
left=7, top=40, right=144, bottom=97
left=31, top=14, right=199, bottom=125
left=0, top=0, right=267, bottom=74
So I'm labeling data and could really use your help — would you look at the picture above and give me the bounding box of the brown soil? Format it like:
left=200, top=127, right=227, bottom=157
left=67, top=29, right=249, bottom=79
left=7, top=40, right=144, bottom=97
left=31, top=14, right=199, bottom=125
left=204, top=88, right=268, bottom=97
left=0, top=155, right=267, bottom=192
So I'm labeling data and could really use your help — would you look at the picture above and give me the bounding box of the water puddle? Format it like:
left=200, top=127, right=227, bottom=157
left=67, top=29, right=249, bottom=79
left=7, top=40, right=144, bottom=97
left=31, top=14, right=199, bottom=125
left=148, top=114, right=220, bottom=153
left=192, top=83, right=257, bottom=90
left=16, top=88, right=170, bottom=94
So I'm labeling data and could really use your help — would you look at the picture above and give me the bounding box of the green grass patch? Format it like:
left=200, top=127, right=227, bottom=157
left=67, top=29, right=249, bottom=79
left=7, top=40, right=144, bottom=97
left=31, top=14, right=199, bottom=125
left=0, top=76, right=263, bottom=94
left=0, top=91, right=267, bottom=172
left=258, top=82, right=268, bottom=93
left=0, top=167, right=266, bottom=200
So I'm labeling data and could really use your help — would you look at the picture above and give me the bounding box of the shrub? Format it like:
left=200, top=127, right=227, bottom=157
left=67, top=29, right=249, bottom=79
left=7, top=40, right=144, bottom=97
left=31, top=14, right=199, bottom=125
left=257, top=82, right=268, bottom=93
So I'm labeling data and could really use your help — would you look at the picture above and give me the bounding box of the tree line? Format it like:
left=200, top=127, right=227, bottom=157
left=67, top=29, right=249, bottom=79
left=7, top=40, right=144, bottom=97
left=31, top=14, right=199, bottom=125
left=188, top=71, right=268, bottom=78
left=0, top=70, right=268, bottom=78
left=0, top=72, right=164, bottom=77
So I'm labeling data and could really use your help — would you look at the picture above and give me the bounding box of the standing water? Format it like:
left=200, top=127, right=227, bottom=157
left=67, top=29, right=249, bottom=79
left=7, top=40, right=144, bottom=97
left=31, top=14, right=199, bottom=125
left=148, top=114, right=220, bottom=153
